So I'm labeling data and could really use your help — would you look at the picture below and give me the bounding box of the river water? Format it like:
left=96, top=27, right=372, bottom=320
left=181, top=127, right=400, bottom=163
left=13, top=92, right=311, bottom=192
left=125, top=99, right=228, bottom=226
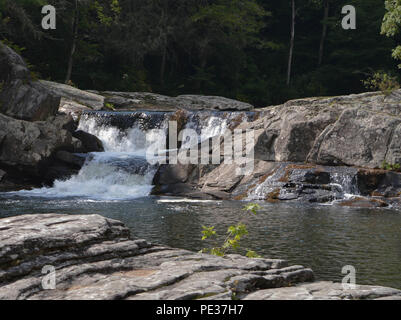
left=0, top=196, right=400, bottom=289
left=0, top=110, right=400, bottom=290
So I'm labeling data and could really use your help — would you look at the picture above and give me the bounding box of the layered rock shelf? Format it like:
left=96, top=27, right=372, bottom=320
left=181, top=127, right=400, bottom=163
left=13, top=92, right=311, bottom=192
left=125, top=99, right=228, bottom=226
left=0, top=214, right=400, bottom=300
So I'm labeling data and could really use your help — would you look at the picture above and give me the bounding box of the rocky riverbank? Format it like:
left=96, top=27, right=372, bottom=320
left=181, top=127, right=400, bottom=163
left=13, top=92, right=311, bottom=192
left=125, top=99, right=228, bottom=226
left=0, top=43, right=252, bottom=192
left=2, top=41, right=401, bottom=207
left=151, top=90, right=401, bottom=207
left=0, top=214, right=400, bottom=300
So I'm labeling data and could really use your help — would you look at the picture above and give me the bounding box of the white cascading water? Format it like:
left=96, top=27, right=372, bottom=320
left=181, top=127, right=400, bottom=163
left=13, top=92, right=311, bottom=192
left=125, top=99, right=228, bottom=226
left=17, top=113, right=167, bottom=200
left=15, top=111, right=251, bottom=200
left=330, top=172, right=359, bottom=197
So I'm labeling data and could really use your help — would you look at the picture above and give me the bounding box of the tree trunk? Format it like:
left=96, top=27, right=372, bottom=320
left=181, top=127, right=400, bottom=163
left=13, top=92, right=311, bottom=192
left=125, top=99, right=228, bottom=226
left=287, top=0, right=296, bottom=86
left=65, top=0, right=78, bottom=84
left=318, top=0, right=329, bottom=66
left=160, top=44, right=167, bottom=88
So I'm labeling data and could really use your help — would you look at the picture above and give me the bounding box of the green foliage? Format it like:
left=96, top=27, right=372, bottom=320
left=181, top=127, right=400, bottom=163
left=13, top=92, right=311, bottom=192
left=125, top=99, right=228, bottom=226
left=243, top=203, right=261, bottom=215
left=246, top=250, right=262, bottom=258
left=381, top=0, right=401, bottom=67
left=94, top=0, right=120, bottom=26
left=200, top=203, right=262, bottom=258
left=381, top=161, right=401, bottom=172
left=362, top=71, right=400, bottom=95
left=1, top=0, right=400, bottom=106
left=201, top=226, right=216, bottom=241
left=104, top=102, right=116, bottom=111
left=1, top=38, right=25, bottom=55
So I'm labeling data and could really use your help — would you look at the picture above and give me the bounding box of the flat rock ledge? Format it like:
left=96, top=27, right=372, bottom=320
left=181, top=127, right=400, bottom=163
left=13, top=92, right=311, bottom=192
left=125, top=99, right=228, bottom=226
left=0, top=214, right=400, bottom=300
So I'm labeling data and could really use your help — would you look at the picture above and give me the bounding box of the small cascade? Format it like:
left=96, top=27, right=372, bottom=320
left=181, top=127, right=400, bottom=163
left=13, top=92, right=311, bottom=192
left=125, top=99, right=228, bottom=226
left=245, top=164, right=289, bottom=201
left=244, top=164, right=361, bottom=203
left=329, top=169, right=360, bottom=196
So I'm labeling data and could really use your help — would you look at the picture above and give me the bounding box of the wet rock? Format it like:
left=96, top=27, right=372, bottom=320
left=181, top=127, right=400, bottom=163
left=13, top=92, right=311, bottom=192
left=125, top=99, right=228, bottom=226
left=337, top=197, right=389, bottom=208
left=290, top=169, right=330, bottom=185
left=153, top=163, right=196, bottom=185
left=42, top=165, right=80, bottom=186
left=0, top=43, right=60, bottom=121
left=357, top=169, right=401, bottom=197
left=72, top=130, right=104, bottom=153
left=55, top=151, right=87, bottom=168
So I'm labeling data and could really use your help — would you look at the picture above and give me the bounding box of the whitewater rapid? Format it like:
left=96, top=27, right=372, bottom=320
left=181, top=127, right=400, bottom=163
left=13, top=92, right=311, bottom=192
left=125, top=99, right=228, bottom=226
left=13, top=111, right=250, bottom=200
left=16, top=112, right=167, bottom=200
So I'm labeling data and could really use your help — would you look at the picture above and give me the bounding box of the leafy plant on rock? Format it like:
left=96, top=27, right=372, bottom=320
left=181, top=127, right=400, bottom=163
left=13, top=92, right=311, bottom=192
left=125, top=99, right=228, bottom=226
left=381, top=161, right=401, bottom=172
left=200, top=203, right=262, bottom=258
left=362, top=71, right=400, bottom=95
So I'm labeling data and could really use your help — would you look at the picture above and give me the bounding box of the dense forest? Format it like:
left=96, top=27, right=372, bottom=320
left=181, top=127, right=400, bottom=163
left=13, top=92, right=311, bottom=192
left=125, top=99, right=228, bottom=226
left=0, top=0, right=400, bottom=107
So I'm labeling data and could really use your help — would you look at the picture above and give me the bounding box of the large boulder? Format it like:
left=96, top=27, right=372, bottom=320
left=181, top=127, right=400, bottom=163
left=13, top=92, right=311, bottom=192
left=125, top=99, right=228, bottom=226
left=41, top=80, right=105, bottom=113
left=0, top=43, right=61, bottom=121
left=240, top=90, right=401, bottom=168
left=93, top=91, right=254, bottom=111
left=0, top=113, right=80, bottom=182
left=72, top=130, right=104, bottom=153
left=307, top=107, right=401, bottom=168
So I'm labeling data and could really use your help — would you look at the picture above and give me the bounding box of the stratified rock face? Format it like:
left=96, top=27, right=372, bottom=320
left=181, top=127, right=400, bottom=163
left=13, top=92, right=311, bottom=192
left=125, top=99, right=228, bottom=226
left=92, top=91, right=254, bottom=111
left=0, top=214, right=399, bottom=300
left=153, top=158, right=401, bottom=207
left=243, top=281, right=401, bottom=300
left=0, top=43, right=60, bottom=121
left=152, top=90, right=401, bottom=204
left=249, top=90, right=401, bottom=169
left=41, top=80, right=105, bottom=112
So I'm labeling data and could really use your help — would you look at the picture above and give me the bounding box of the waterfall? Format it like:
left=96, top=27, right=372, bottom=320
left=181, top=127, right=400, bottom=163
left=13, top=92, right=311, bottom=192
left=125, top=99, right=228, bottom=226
left=329, top=170, right=360, bottom=196
left=14, top=110, right=254, bottom=200
left=16, top=111, right=168, bottom=200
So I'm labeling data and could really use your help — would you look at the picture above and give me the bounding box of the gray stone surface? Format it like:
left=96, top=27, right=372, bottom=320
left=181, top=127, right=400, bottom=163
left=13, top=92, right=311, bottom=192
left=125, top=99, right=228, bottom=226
left=94, top=91, right=254, bottom=111
left=0, top=43, right=61, bottom=121
left=55, top=151, right=87, bottom=168
left=243, top=281, right=401, bottom=300
left=0, top=214, right=399, bottom=300
left=0, top=113, right=75, bottom=173
left=152, top=89, right=401, bottom=206
left=41, top=80, right=105, bottom=112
